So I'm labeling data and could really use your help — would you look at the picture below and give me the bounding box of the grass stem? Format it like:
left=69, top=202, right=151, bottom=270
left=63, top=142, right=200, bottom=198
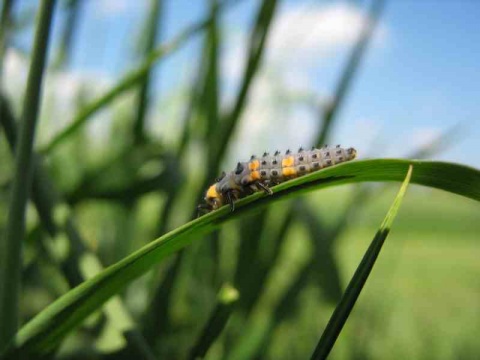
left=0, top=0, right=56, bottom=350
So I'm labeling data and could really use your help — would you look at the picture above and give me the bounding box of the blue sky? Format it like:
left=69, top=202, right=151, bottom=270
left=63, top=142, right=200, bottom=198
left=5, top=0, right=480, bottom=167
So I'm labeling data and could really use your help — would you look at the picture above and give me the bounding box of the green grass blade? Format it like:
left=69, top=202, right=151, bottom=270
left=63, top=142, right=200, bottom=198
left=140, top=2, right=222, bottom=343
left=310, top=165, right=413, bottom=360
left=209, top=0, right=277, bottom=177
left=52, top=0, right=82, bottom=69
left=142, top=1, right=222, bottom=347
left=2, top=159, right=479, bottom=357
left=0, top=0, right=56, bottom=350
left=132, top=0, right=163, bottom=144
left=202, top=0, right=220, bottom=152
left=0, top=0, right=15, bottom=67
left=188, top=284, right=239, bottom=360
left=0, top=95, right=17, bottom=149
left=141, top=254, right=182, bottom=345
left=299, top=202, right=343, bottom=302
left=231, top=0, right=386, bottom=322
left=40, top=0, right=236, bottom=155
left=0, top=94, right=156, bottom=358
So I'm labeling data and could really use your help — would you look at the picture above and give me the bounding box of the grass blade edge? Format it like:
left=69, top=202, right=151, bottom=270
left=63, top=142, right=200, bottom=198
left=310, top=165, right=413, bottom=360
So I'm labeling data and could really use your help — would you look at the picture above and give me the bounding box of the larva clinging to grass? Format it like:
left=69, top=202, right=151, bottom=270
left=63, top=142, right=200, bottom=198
left=198, top=145, right=357, bottom=214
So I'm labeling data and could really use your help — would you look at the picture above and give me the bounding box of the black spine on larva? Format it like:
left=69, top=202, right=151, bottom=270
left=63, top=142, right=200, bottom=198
left=234, top=145, right=357, bottom=187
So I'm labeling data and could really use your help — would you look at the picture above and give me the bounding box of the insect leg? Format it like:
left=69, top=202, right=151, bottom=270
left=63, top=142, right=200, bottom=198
left=197, top=204, right=211, bottom=217
left=256, top=182, right=273, bottom=195
left=225, top=191, right=235, bottom=212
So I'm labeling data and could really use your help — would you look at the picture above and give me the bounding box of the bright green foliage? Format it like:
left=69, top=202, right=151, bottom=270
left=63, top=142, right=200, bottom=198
left=3, top=159, right=479, bottom=357
left=1, top=0, right=479, bottom=359
left=0, top=0, right=56, bottom=351
left=311, top=165, right=413, bottom=359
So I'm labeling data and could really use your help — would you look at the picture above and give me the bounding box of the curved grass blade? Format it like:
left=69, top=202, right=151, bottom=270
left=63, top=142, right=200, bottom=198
left=2, top=159, right=480, bottom=357
left=188, top=283, right=239, bottom=360
left=0, top=0, right=56, bottom=350
left=310, top=165, right=413, bottom=360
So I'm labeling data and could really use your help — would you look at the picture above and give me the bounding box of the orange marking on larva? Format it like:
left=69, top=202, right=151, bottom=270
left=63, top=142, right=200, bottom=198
left=251, top=171, right=261, bottom=181
left=282, top=167, right=297, bottom=177
left=282, top=156, right=295, bottom=168
left=206, top=185, right=218, bottom=199
left=249, top=160, right=260, bottom=171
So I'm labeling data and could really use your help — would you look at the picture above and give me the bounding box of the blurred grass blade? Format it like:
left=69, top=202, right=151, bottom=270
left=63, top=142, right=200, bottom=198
left=0, top=94, right=156, bottom=358
left=0, top=0, right=15, bottom=66
left=0, top=0, right=55, bottom=350
left=2, top=159, right=480, bottom=357
left=132, top=0, right=162, bottom=144
left=191, top=1, right=279, bottom=296
left=143, top=0, right=222, bottom=347
left=188, top=284, right=239, bottom=360
left=253, top=261, right=313, bottom=359
left=142, top=254, right=181, bottom=345
left=141, top=1, right=221, bottom=343
left=258, top=121, right=467, bottom=356
left=310, top=165, right=413, bottom=360
left=41, top=0, right=237, bottom=154
left=209, top=0, right=277, bottom=176
left=407, top=123, right=462, bottom=160
left=52, top=0, right=82, bottom=69
left=316, top=0, right=385, bottom=146
left=201, top=0, right=220, bottom=148
left=299, top=202, right=343, bottom=302
left=240, top=0, right=388, bottom=322
left=0, top=94, right=17, bottom=146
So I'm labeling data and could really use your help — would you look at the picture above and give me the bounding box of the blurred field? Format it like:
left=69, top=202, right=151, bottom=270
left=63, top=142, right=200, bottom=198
left=223, top=187, right=480, bottom=360
left=328, top=187, right=480, bottom=360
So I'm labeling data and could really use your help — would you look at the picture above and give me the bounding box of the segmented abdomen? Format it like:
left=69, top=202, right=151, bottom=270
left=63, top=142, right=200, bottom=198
left=243, top=145, right=356, bottom=185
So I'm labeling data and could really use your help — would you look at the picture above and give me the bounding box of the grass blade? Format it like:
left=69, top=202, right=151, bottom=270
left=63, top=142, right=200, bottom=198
left=0, top=94, right=17, bottom=148
left=52, top=0, right=82, bottom=69
left=140, top=1, right=223, bottom=343
left=0, top=94, right=157, bottom=358
left=0, top=0, right=15, bottom=67
left=310, top=165, right=413, bottom=360
left=142, top=1, right=223, bottom=346
left=2, top=159, right=479, bottom=357
left=208, top=0, right=278, bottom=180
left=299, top=202, right=343, bottom=302
left=188, top=283, right=239, bottom=360
left=242, top=0, right=387, bottom=324
left=142, top=0, right=225, bottom=348
left=202, top=0, right=220, bottom=152
left=132, top=0, right=163, bottom=144
left=248, top=124, right=467, bottom=358
left=0, top=0, right=56, bottom=350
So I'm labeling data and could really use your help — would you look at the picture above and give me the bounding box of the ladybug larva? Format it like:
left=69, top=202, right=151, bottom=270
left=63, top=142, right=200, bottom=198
left=198, top=145, right=357, bottom=214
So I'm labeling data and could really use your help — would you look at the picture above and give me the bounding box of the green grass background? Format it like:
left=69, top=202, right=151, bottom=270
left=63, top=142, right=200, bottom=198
left=1, top=0, right=479, bottom=359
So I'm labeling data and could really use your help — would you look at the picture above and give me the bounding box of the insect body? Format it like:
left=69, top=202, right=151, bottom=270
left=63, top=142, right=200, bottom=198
left=198, top=145, right=357, bottom=214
